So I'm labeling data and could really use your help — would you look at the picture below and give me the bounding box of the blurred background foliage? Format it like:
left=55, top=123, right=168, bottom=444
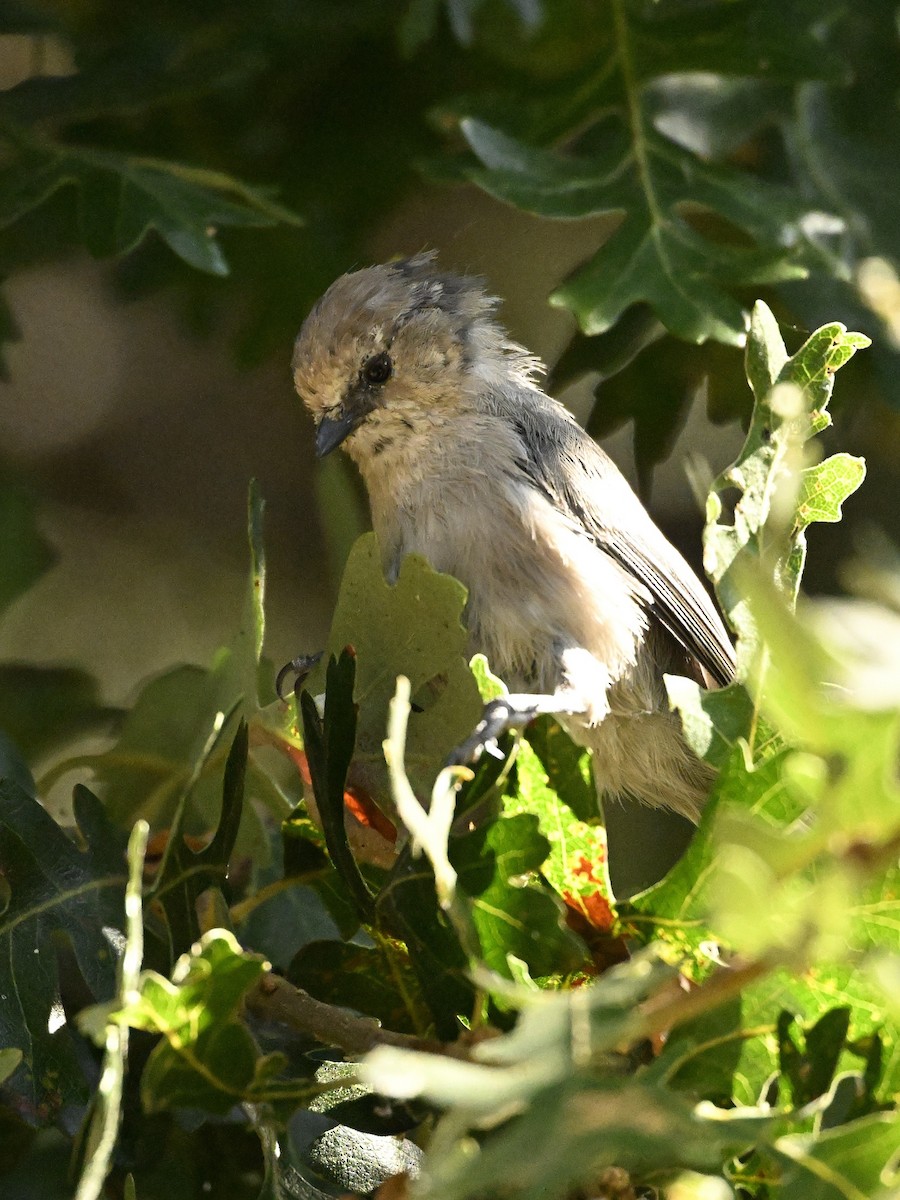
left=0, top=0, right=897, bottom=714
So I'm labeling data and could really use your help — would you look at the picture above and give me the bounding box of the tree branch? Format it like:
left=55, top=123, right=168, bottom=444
left=245, top=972, right=472, bottom=1059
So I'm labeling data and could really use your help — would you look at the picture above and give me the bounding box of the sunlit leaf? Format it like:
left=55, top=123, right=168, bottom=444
left=308, top=533, right=482, bottom=809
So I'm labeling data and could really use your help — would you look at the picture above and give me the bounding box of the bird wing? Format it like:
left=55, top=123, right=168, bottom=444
left=509, top=397, right=736, bottom=687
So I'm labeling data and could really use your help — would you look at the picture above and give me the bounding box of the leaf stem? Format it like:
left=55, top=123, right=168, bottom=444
left=229, top=874, right=316, bottom=925
left=610, top=0, right=663, bottom=227
left=371, top=926, right=434, bottom=1039
left=74, top=819, right=149, bottom=1200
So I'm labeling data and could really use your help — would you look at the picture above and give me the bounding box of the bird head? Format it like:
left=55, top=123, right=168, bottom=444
left=292, top=252, right=542, bottom=461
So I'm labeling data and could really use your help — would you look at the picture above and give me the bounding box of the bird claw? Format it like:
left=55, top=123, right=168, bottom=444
left=449, top=688, right=592, bottom=766
left=275, top=651, right=324, bottom=701
left=449, top=697, right=530, bottom=766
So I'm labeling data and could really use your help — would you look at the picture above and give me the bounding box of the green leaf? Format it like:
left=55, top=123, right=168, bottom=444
left=773, top=1112, right=900, bottom=1200
left=312, top=453, right=369, bottom=593
left=309, top=533, right=483, bottom=810
left=0, top=129, right=301, bottom=277
left=238, top=479, right=268, bottom=709
left=665, top=676, right=770, bottom=769
left=795, top=454, right=867, bottom=530
left=0, top=42, right=252, bottom=127
left=364, top=948, right=678, bottom=1112
left=363, top=949, right=775, bottom=1199
left=446, top=0, right=845, bottom=349
left=460, top=111, right=809, bottom=347
left=121, top=929, right=312, bottom=1115
left=734, top=968, right=899, bottom=1111
left=624, top=736, right=900, bottom=1105
left=145, top=720, right=247, bottom=960
left=0, top=471, right=55, bottom=618
left=287, top=940, right=416, bottom=1034
left=452, top=812, right=588, bottom=978
left=742, top=574, right=900, bottom=838
left=65, top=646, right=247, bottom=837
left=0, top=1048, right=23, bottom=1086
left=643, top=998, right=745, bottom=1103
left=375, top=845, right=476, bottom=1041
left=0, top=665, right=118, bottom=763
left=622, top=747, right=799, bottom=964
left=524, top=715, right=598, bottom=825
left=511, top=727, right=617, bottom=948
left=705, top=303, right=869, bottom=658
left=0, top=772, right=126, bottom=1117
left=300, top=651, right=375, bottom=924
left=419, top=1079, right=771, bottom=1200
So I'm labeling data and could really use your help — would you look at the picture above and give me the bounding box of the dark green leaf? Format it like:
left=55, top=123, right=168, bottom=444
left=778, top=1007, right=851, bottom=1107
left=461, top=108, right=810, bottom=347
left=0, top=471, right=55, bottom=618
left=301, top=650, right=374, bottom=924
left=0, top=130, right=301, bottom=277
left=376, top=845, right=476, bottom=1040
left=0, top=776, right=126, bottom=1118
left=0, top=665, right=118, bottom=763
left=288, top=941, right=416, bottom=1034
left=0, top=43, right=254, bottom=127
left=0, top=2, right=58, bottom=34
left=145, top=720, right=247, bottom=960
left=73, top=650, right=246, bottom=835
left=644, top=997, right=745, bottom=1102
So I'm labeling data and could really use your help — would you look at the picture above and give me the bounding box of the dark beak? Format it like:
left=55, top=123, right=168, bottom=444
left=315, top=410, right=358, bottom=458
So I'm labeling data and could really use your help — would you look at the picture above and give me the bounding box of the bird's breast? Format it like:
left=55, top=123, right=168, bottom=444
left=365, top=456, right=649, bottom=698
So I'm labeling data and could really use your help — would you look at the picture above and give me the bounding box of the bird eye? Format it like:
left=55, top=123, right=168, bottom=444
left=362, top=352, right=393, bottom=385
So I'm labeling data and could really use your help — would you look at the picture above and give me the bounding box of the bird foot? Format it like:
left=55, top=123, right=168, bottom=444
left=450, top=692, right=586, bottom=765
left=275, top=651, right=324, bottom=701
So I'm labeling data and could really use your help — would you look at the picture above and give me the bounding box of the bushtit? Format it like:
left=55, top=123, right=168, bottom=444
left=292, top=253, right=734, bottom=821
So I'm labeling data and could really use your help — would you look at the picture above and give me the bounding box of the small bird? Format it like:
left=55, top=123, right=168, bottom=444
left=292, top=253, right=735, bottom=822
